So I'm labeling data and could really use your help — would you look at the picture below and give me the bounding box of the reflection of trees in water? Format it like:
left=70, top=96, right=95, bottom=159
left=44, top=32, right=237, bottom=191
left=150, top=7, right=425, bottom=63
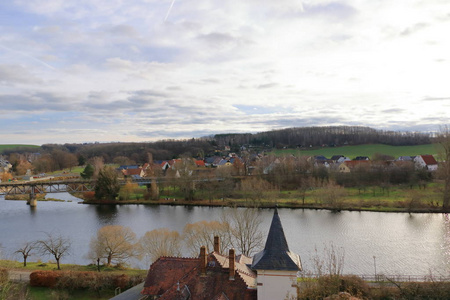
left=442, top=214, right=450, bottom=270
left=94, top=205, right=118, bottom=224
left=405, top=213, right=434, bottom=232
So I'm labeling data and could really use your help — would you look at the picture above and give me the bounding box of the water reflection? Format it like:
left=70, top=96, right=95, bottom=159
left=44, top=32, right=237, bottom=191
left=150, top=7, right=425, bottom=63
left=441, top=214, right=450, bottom=272
left=29, top=205, right=37, bottom=216
left=94, top=205, right=118, bottom=224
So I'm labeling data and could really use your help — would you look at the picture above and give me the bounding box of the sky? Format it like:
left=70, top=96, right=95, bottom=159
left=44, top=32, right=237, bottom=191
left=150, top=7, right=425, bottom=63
left=0, top=0, right=449, bottom=145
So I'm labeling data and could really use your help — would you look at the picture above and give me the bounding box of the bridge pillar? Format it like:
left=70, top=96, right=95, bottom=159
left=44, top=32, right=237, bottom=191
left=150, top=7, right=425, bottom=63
left=28, top=194, right=37, bottom=207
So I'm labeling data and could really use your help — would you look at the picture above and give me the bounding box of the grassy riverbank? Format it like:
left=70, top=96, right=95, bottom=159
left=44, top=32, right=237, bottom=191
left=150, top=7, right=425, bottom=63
left=0, top=260, right=146, bottom=275
left=78, top=181, right=446, bottom=213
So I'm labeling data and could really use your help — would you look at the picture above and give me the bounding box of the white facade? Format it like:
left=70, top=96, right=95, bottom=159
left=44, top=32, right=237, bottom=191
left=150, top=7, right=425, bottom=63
left=256, top=270, right=298, bottom=300
left=414, top=155, right=438, bottom=171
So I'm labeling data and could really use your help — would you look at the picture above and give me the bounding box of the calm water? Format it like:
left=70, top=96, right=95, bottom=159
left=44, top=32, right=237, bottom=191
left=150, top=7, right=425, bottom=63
left=0, top=194, right=449, bottom=276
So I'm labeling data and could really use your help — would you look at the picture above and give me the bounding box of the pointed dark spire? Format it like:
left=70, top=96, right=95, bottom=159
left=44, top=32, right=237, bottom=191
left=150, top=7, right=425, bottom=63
left=263, top=207, right=290, bottom=252
left=251, top=208, right=302, bottom=271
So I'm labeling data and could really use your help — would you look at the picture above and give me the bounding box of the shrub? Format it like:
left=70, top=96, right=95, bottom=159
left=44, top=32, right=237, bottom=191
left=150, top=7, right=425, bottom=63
left=298, top=275, right=370, bottom=299
left=29, top=270, right=145, bottom=292
left=0, top=268, right=8, bottom=283
left=113, top=274, right=130, bottom=290
left=30, top=271, right=61, bottom=288
left=83, top=191, right=95, bottom=201
left=339, top=275, right=370, bottom=298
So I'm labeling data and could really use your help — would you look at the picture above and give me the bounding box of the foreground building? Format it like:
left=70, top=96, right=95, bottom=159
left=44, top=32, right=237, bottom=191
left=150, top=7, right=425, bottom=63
left=141, top=208, right=301, bottom=300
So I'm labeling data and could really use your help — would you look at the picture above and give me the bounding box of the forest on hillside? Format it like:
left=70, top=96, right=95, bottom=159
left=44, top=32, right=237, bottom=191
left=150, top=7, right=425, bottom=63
left=213, top=126, right=432, bottom=148
left=1, top=126, right=434, bottom=163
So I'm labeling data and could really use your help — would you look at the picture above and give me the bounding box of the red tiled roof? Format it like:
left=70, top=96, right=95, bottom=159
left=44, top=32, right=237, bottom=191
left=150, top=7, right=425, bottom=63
left=141, top=257, right=198, bottom=296
left=142, top=254, right=257, bottom=300
left=343, top=160, right=371, bottom=169
left=420, top=155, right=437, bottom=165
left=122, top=168, right=142, bottom=176
left=195, top=160, right=206, bottom=167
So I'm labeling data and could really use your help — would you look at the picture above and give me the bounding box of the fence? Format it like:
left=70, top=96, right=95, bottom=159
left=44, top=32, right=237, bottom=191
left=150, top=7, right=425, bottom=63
left=300, top=273, right=450, bottom=282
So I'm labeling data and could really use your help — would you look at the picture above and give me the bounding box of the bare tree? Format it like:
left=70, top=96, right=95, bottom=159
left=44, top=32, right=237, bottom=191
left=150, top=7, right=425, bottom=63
left=139, top=228, right=182, bottom=263
left=86, top=237, right=105, bottom=272
left=240, top=177, right=271, bottom=201
left=89, top=225, right=138, bottom=267
left=14, top=242, right=35, bottom=267
left=183, top=220, right=232, bottom=256
left=173, top=157, right=196, bottom=200
left=36, top=233, right=71, bottom=270
left=89, top=156, right=104, bottom=178
left=315, top=182, right=347, bottom=210
left=311, top=242, right=345, bottom=277
left=221, top=207, right=264, bottom=256
left=437, top=126, right=450, bottom=210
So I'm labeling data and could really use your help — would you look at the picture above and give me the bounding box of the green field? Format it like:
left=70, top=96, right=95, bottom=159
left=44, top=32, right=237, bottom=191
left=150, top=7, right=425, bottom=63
left=271, top=143, right=442, bottom=159
left=0, top=144, right=40, bottom=152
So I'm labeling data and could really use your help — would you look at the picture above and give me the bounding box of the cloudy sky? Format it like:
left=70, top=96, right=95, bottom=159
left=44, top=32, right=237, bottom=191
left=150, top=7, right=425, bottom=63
left=1, top=0, right=449, bottom=145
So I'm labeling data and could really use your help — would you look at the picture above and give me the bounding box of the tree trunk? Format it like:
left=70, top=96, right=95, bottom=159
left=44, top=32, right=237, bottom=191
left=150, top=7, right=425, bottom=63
left=443, top=181, right=450, bottom=210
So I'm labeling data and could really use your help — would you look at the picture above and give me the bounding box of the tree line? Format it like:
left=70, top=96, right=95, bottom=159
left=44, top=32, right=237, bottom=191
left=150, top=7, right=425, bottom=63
left=214, top=126, right=433, bottom=148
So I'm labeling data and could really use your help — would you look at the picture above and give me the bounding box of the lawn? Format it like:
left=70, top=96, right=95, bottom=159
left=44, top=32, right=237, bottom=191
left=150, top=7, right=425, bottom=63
left=0, top=144, right=40, bottom=152
left=271, top=144, right=442, bottom=159
left=28, top=287, right=115, bottom=300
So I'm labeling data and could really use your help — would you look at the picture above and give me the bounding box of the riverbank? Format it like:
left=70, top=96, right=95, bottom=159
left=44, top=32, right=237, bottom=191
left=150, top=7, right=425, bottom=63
left=76, top=182, right=448, bottom=213
left=0, top=259, right=147, bottom=276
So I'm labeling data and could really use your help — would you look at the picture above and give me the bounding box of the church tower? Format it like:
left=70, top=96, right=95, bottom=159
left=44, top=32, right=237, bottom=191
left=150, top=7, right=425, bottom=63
left=251, top=208, right=302, bottom=300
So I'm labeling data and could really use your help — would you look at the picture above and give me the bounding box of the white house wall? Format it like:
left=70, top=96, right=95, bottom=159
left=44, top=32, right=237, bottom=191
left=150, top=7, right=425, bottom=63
left=256, top=270, right=298, bottom=300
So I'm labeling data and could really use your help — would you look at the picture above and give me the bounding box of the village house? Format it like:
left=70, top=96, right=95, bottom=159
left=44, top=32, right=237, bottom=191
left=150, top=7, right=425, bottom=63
left=0, top=158, right=12, bottom=173
left=139, top=209, right=301, bottom=300
left=337, top=160, right=371, bottom=173
left=414, top=154, right=438, bottom=171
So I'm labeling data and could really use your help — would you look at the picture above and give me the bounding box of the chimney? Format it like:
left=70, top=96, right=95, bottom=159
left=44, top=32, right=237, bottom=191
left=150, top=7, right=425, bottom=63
left=229, top=248, right=235, bottom=280
left=214, top=236, right=221, bottom=253
left=200, top=246, right=207, bottom=276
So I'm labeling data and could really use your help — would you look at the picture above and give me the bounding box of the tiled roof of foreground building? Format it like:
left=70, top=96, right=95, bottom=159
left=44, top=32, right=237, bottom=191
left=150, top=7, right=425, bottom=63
left=141, top=250, right=257, bottom=300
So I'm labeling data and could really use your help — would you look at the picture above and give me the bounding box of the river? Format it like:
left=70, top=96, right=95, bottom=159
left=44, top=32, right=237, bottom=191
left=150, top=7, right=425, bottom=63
left=0, top=194, right=449, bottom=276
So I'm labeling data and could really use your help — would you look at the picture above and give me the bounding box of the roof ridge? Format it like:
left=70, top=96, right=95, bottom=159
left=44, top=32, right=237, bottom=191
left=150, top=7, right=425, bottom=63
left=236, top=269, right=257, bottom=278
left=159, top=256, right=198, bottom=261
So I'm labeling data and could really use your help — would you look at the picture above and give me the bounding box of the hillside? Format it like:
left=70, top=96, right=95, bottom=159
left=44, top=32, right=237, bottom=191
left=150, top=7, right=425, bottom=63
left=271, top=143, right=442, bottom=159
left=0, top=144, right=40, bottom=152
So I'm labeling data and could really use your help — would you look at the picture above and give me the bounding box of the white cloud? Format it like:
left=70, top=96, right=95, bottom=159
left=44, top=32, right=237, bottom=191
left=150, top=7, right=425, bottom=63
left=1, top=0, right=450, bottom=144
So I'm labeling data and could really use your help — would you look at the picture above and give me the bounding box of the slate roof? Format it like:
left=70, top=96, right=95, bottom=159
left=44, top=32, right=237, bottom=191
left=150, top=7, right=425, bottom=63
left=251, top=208, right=302, bottom=271
left=331, top=155, right=344, bottom=161
left=117, top=165, right=139, bottom=170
